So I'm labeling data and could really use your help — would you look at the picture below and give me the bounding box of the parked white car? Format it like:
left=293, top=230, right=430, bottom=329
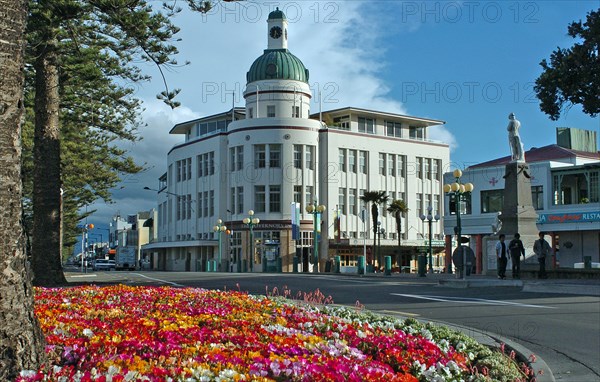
left=93, top=259, right=116, bottom=271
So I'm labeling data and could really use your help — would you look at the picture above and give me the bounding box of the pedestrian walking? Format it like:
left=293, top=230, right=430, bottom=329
left=533, top=232, right=551, bottom=279
left=496, top=234, right=508, bottom=279
left=508, top=233, right=526, bottom=279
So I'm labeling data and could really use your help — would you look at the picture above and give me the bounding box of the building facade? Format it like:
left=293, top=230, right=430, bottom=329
left=142, top=9, right=450, bottom=272
left=443, top=127, right=600, bottom=273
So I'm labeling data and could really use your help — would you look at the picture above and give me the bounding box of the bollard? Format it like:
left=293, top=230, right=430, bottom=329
left=384, top=256, right=392, bottom=276
left=334, top=256, right=341, bottom=273
left=357, top=256, right=365, bottom=275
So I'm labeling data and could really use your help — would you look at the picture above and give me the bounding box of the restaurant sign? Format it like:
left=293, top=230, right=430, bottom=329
left=537, top=211, right=600, bottom=224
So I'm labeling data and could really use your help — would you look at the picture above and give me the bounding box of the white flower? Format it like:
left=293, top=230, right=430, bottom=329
left=82, top=328, right=94, bottom=337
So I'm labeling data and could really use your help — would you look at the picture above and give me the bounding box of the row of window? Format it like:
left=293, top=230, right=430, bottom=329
left=453, top=186, right=545, bottom=215
left=247, top=105, right=302, bottom=119
left=331, top=116, right=425, bottom=140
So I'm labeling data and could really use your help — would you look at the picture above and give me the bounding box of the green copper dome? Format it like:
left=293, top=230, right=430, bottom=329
left=268, top=7, right=286, bottom=20
left=246, top=49, right=309, bottom=84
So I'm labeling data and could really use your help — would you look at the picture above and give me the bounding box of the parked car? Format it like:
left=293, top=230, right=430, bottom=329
left=93, top=259, right=116, bottom=271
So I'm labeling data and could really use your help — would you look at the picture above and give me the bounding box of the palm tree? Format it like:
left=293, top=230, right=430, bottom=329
left=360, top=191, right=389, bottom=268
left=387, top=199, right=409, bottom=269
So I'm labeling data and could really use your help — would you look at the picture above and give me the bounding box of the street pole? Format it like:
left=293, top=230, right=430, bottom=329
left=362, top=209, right=366, bottom=274
left=420, top=206, right=440, bottom=274
left=306, top=201, right=326, bottom=273
left=213, top=219, right=227, bottom=272
left=443, top=169, right=474, bottom=280
left=243, top=210, right=260, bottom=273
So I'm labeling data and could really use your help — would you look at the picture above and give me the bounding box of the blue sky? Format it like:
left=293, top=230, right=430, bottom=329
left=83, top=1, right=599, bottom=243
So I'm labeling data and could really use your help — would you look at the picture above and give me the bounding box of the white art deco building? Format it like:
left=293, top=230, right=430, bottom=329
left=142, top=8, right=451, bottom=272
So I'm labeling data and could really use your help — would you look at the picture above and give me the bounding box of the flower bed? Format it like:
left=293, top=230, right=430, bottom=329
left=18, top=285, right=530, bottom=381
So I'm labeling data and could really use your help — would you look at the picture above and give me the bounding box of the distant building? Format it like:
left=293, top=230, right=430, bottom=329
left=142, top=8, right=451, bottom=272
left=110, top=210, right=156, bottom=268
left=443, top=127, right=600, bottom=272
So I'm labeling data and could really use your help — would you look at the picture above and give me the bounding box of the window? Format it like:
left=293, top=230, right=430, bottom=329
left=237, top=186, right=244, bottom=214
left=433, top=194, right=440, bottom=216
left=359, top=151, right=367, bottom=174
left=386, top=121, right=402, bottom=137
left=449, top=193, right=472, bottom=215
left=255, top=144, right=266, bottom=168
left=292, top=106, right=300, bottom=118
left=388, top=154, right=395, bottom=176
left=379, top=153, right=385, bottom=175
left=248, top=107, right=253, bottom=119
left=255, top=186, right=266, bottom=213
left=203, top=153, right=209, bottom=177
left=269, top=185, right=281, bottom=212
left=293, top=145, right=302, bottom=169
left=358, top=117, right=375, bottom=134
left=230, top=188, right=235, bottom=214
left=197, top=192, right=202, bottom=218
left=305, top=146, right=315, bottom=170
left=229, top=148, right=235, bottom=172
left=424, top=158, right=431, bottom=179
left=416, top=157, right=423, bottom=179
left=176, top=160, right=182, bottom=182
left=236, top=146, right=243, bottom=171
left=203, top=191, right=209, bottom=217
left=186, top=194, right=193, bottom=219
left=208, top=152, right=214, bottom=175
left=267, top=105, right=276, bottom=118
left=209, top=190, right=214, bottom=216
left=432, top=159, right=440, bottom=180
left=409, top=126, right=424, bottom=140
left=339, top=149, right=346, bottom=172
left=305, top=186, right=313, bottom=207
left=338, top=188, right=347, bottom=215
left=187, top=158, right=192, bottom=179
left=397, top=155, right=405, bottom=178
left=416, top=193, right=422, bottom=217
left=269, top=144, right=281, bottom=168
left=481, top=190, right=503, bottom=213
left=531, top=186, right=544, bottom=210
left=348, top=150, right=356, bottom=173
left=333, top=115, right=350, bottom=130
left=349, top=189, right=357, bottom=215
left=294, top=185, right=302, bottom=204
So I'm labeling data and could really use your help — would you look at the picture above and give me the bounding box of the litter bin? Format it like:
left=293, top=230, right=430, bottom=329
left=584, top=256, right=592, bottom=269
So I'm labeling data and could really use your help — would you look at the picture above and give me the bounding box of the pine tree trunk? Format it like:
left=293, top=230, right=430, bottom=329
left=0, top=0, right=48, bottom=377
left=32, top=42, right=67, bottom=286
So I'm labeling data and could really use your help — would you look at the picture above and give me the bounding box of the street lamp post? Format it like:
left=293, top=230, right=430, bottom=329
left=420, top=206, right=440, bottom=274
left=376, top=222, right=385, bottom=271
left=306, top=201, right=326, bottom=273
left=242, top=210, right=260, bottom=272
left=443, top=169, right=474, bottom=280
left=80, top=223, right=94, bottom=272
left=213, top=219, right=227, bottom=272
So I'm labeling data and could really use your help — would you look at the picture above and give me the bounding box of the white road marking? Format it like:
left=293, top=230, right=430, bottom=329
left=68, top=274, right=97, bottom=278
left=391, top=293, right=556, bottom=309
left=131, top=273, right=184, bottom=287
left=380, top=310, right=420, bottom=317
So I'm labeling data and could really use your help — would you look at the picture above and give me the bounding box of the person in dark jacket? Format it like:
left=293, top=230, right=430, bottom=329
left=508, top=233, right=526, bottom=279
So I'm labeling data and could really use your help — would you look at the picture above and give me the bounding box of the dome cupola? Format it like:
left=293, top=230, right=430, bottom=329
left=246, top=7, right=309, bottom=84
